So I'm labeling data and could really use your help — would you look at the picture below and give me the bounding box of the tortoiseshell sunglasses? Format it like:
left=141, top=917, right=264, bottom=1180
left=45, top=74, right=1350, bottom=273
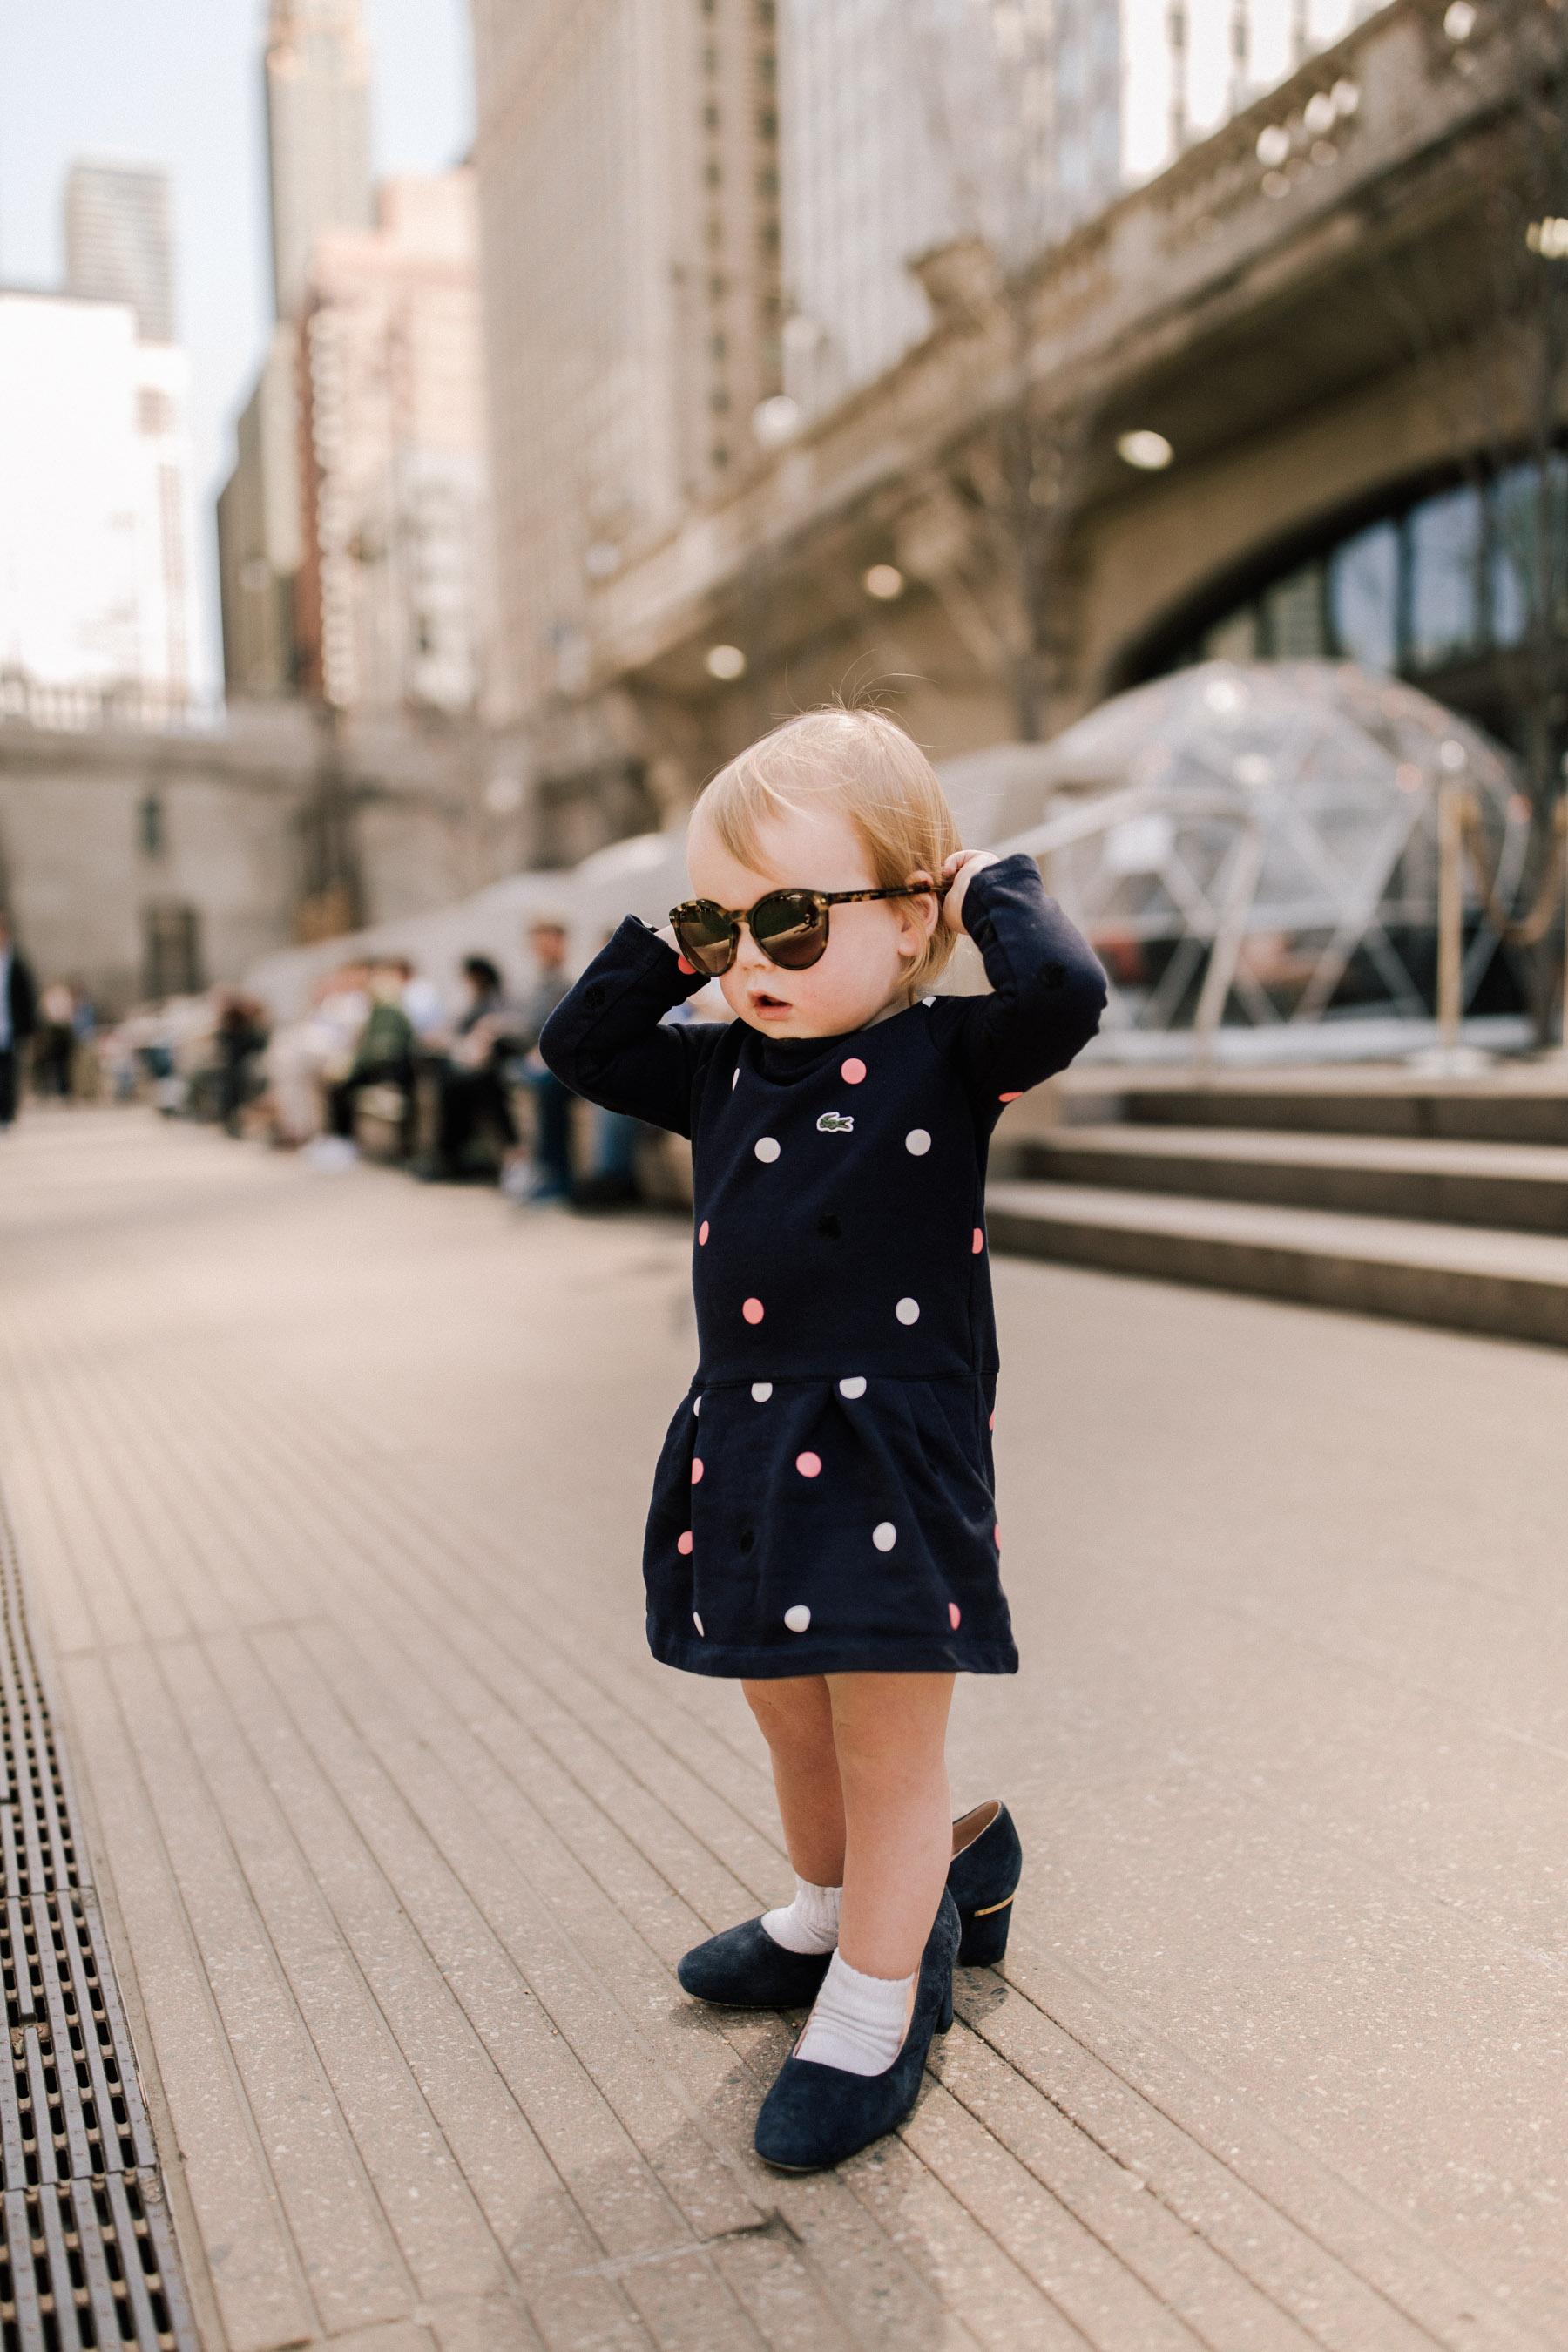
left=670, top=882, right=949, bottom=976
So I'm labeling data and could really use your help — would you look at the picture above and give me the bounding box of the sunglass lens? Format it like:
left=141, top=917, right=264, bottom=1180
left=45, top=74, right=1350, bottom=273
left=753, top=891, right=828, bottom=970
left=673, top=903, right=735, bottom=974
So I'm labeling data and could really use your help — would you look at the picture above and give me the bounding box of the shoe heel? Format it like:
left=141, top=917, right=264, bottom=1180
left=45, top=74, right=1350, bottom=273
left=936, top=1980, right=954, bottom=2034
left=956, top=1889, right=1015, bottom=1968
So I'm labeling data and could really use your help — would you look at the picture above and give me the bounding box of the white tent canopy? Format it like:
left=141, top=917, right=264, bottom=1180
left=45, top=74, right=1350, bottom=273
left=247, top=663, right=1524, bottom=1048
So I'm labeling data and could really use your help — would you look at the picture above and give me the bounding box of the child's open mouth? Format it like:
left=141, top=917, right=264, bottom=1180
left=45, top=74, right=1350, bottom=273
left=748, top=989, right=794, bottom=1017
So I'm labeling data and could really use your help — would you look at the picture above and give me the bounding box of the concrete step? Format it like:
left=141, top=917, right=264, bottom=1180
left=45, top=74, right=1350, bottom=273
left=1017, top=1125, right=1568, bottom=1233
left=985, top=1179, right=1568, bottom=1347
left=1064, top=1075, right=1568, bottom=1146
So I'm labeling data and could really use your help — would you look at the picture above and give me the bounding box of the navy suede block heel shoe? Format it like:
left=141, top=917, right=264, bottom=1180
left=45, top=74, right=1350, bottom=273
left=753, top=1890, right=961, bottom=2173
left=949, top=1799, right=1022, bottom=1967
left=676, top=1917, right=832, bottom=2010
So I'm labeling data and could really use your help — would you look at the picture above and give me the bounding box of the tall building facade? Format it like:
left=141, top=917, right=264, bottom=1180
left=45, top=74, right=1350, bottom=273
left=294, top=173, right=488, bottom=714
left=216, top=328, right=304, bottom=694
left=219, top=0, right=375, bottom=695
left=0, top=291, right=197, bottom=720
left=471, top=0, right=782, bottom=727
left=781, top=0, right=1371, bottom=417
left=64, top=159, right=176, bottom=343
left=264, top=0, right=374, bottom=321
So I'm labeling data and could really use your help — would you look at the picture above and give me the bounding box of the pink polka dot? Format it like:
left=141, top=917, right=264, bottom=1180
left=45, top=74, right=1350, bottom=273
left=998, top=1091, right=1023, bottom=1103
left=795, top=1451, right=822, bottom=1478
left=949, top=1603, right=962, bottom=1630
left=989, top=1410, right=995, bottom=1430
left=994, top=1524, right=1002, bottom=1548
left=698, top=1220, right=710, bottom=1245
left=691, top=1458, right=704, bottom=1484
left=742, top=1296, right=765, bottom=1325
left=841, top=1057, right=866, bottom=1084
left=972, top=1227, right=984, bottom=1254
left=678, top=1531, right=693, bottom=1555
left=677, top=956, right=696, bottom=974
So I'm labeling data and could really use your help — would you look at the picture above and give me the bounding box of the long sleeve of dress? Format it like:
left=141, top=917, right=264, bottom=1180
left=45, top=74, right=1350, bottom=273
left=538, top=916, right=726, bottom=1138
left=938, top=854, right=1106, bottom=1122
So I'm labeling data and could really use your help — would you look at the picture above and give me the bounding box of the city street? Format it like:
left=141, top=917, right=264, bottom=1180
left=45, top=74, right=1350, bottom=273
left=1, top=1105, right=1565, bottom=2352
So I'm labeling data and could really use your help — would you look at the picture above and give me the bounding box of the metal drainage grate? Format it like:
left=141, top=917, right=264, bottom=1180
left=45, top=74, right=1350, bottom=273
left=0, top=1499, right=194, bottom=2352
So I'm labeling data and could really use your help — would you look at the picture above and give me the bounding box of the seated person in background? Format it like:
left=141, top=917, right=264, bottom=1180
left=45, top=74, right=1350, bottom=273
left=32, top=983, right=78, bottom=1098
left=421, top=955, right=522, bottom=1179
left=263, top=960, right=371, bottom=1146
left=326, top=960, right=416, bottom=1146
left=213, top=990, right=269, bottom=1133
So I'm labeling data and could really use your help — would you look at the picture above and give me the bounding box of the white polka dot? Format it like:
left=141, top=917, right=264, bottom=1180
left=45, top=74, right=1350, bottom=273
left=838, top=1376, right=867, bottom=1399
left=905, top=1128, right=931, bottom=1156
left=754, top=1135, right=781, bottom=1163
left=873, top=1522, right=897, bottom=1552
left=693, top=1611, right=705, bottom=1636
left=751, top=1382, right=774, bottom=1402
left=923, top=994, right=936, bottom=1006
left=896, top=1296, right=920, bottom=1325
left=731, top=1070, right=739, bottom=1089
left=693, top=1396, right=701, bottom=1415
left=784, top=1605, right=812, bottom=1633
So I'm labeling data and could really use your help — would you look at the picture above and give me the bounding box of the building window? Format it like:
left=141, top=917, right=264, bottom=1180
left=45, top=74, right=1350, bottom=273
left=142, top=902, right=202, bottom=1000
left=1152, top=449, right=1568, bottom=760
left=138, top=793, right=164, bottom=858
left=137, top=388, right=175, bottom=436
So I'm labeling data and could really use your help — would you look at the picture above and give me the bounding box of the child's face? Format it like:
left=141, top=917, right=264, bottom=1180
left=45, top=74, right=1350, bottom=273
left=686, top=801, right=936, bottom=1037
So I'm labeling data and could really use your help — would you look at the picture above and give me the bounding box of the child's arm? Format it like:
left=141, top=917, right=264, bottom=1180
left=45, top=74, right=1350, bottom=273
left=936, top=852, right=1107, bottom=1117
left=538, top=917, right=724, bottom=1138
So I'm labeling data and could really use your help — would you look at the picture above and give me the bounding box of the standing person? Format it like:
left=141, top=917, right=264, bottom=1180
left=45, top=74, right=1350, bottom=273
left=0, top=914, right=38, bottom=1132
left=516, top=916, right=576, bottom=1204
left=541, top=707, right=1105, bottom=2172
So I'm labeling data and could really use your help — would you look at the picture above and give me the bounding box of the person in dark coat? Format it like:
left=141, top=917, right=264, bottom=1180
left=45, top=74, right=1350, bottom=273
left=0, top=913, right=38, bottom=1130
left=541, top=706, right=1106, bottom=2173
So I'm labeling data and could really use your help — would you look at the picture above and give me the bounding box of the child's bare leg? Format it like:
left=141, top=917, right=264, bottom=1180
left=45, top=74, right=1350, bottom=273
left=743, top=1675, right=844, bottom=1885
left=829, top=1673, right=954, bottom=1981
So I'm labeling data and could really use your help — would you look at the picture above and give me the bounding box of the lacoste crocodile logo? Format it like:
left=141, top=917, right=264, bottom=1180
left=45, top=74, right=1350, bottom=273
left=816, top=1112, right=855, bottom=1133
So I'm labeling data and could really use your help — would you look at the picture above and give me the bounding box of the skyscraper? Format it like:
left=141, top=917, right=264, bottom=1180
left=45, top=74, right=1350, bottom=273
left=294, top=173, right=487, bottom=715
left=64, top=159, right=175, bottom=343
left=264, top=0, right=374, bottom=323
left=471, top=0, right=783, bottom=729
left=781, top=0, right=1370, bottom=420
left=220, top=0, right=376, bottom=694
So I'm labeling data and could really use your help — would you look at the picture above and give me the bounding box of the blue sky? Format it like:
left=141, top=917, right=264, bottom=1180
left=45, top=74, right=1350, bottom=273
left=0, top=0, right=475, bottom=688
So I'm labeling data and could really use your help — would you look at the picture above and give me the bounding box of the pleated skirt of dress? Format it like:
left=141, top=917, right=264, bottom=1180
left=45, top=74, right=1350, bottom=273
left=643, top=1373, right=1018, bottom=1678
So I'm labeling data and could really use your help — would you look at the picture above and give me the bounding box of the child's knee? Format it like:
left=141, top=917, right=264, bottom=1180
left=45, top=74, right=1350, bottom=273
left=743, top=1674, right=833, bottom=1754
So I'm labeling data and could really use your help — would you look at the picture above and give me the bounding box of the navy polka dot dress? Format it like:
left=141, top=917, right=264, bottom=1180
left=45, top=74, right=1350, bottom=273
left=541, top=855, right=1106, bottom=1680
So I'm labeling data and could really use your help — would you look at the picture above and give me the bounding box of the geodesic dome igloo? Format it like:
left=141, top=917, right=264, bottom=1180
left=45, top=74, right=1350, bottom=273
left=991, top=661, right=1524, bottom=1039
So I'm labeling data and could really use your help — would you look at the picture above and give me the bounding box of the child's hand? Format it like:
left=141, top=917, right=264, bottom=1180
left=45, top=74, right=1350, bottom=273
left=939, top=849, right=998, bottom=933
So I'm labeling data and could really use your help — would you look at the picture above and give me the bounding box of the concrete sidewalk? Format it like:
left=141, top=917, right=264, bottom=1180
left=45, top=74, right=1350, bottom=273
left=0, top=1106, right=1564, bottom=2352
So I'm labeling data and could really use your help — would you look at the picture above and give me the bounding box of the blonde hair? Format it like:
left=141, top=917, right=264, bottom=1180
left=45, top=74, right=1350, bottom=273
left=694, top=707, right=963, bottom=989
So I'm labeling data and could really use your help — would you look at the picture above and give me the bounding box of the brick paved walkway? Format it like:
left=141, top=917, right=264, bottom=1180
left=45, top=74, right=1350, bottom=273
left=0, top=1107, right=1564, bottom=2352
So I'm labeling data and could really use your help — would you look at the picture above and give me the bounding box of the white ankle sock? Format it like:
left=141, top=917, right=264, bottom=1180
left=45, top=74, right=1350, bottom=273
left=794, top=1950, right=916, bottom=2076
left=760, top=1876, right=841, bottom=1956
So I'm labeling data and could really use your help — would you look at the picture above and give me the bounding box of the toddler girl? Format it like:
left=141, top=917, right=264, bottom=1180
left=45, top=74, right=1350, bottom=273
left=541, top=707, right=1105, bottom=2171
